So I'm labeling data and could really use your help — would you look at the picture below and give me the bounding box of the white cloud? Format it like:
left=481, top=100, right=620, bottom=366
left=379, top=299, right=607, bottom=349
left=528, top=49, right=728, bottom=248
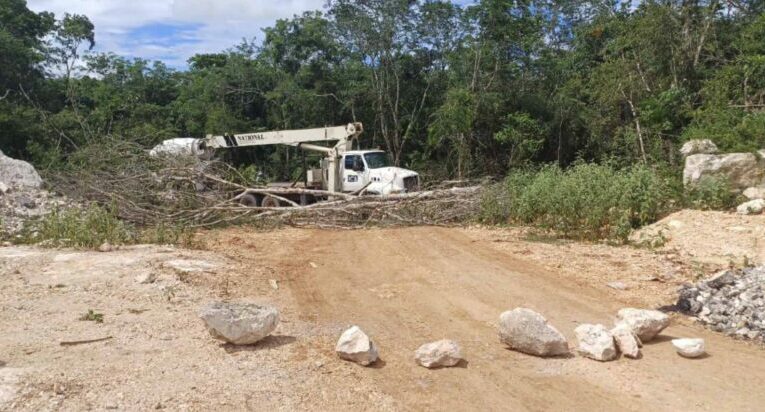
left=27, top=0, right=327, bottom=68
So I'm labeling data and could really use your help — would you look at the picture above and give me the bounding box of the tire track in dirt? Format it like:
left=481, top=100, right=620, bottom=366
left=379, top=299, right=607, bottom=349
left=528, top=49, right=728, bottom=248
left=270, top=226, right=765, bottom=411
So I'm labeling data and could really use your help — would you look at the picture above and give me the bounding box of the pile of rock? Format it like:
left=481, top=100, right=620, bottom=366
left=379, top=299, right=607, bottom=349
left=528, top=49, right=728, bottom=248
left=676, top=267, right=765, bottom=341
left=496, top=307, right=704, bottom=360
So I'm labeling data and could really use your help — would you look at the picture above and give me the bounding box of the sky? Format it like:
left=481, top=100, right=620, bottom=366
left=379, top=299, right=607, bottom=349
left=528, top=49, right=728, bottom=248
left=27, top=0, right=334, bottom=69
left=28, top=0, right=473, bottom=70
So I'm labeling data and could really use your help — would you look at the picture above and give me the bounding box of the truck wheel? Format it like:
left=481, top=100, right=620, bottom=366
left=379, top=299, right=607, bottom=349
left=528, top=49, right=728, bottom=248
left=261, top=196, right=281, bottom=208
left=239, top=193, right=259, bottom=207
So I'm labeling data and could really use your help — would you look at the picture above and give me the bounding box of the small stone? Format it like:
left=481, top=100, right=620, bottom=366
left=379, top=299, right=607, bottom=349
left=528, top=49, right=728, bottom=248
left=268, top=279, right=278, bottom=290
left=672, top=338, right=706, bottom=358
left=706, top=270, right=736, bottom=289
left=615, top=308, right=670, bottom=342
left=134, top=272, right=156, bottom=284
left=53, top=383, right=65, bottom=395
left=164, top=259, right=217, bottom=274
left=21, top=197, right=36, bottom=208
left=414, top=339, right=463, bottom=368
left=575, top=324, right=617, bottom=361
left=335, top=325, right=378, bottom=366
left=0, top=181, right=8, bottom=194
left=198, top=302, right=279, bottom=345
left=607, top=281, right=629, bottom=291
left=98, top=242, right=113, bottom=252
left=611, top=323, right=641, bottom=358
left=498, top=308, right=569, bottom=357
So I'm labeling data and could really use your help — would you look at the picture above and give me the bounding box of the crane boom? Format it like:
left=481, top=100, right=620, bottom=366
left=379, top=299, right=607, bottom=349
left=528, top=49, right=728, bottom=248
left=149, top=121, right=420, bottom=198
left=201, top=123, right=363, bottom=193
left=202, top=123, right=363, bottom=153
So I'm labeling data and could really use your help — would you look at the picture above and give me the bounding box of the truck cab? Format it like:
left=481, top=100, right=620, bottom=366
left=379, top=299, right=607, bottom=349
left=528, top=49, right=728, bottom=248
left=341, top=150, right=419, bottom=194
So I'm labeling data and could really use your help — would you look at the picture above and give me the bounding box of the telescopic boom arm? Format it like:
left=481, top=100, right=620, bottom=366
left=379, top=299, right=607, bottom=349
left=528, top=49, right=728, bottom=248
left=202, top=123, right=363, bottom=154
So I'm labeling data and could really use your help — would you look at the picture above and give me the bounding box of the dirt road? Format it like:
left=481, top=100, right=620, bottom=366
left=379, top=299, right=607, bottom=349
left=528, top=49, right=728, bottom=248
left=3, top=226, right=765, bottom=411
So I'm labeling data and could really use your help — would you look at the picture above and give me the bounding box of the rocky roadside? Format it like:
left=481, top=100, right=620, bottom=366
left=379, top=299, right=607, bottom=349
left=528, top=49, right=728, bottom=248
left=0, top=150, right=75, bottom=238
left=676, top=266, right=765, bottom=342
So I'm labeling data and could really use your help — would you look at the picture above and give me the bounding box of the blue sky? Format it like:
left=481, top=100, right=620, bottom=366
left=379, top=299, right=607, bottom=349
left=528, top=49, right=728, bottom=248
left=28, top=0, right=474, bottom=69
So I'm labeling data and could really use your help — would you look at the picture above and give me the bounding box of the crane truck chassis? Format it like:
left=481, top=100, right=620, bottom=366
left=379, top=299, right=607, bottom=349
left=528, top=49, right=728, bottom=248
left=151, top=123, right=420, bottom=207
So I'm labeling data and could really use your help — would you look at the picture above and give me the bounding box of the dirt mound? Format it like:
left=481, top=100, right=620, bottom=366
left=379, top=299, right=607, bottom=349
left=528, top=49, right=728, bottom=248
left=630, top=209, right=765, bottom=271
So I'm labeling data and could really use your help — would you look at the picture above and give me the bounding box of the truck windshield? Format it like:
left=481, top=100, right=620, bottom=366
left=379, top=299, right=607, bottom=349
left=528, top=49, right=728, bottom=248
left=364, top=152, right=391, bottom=169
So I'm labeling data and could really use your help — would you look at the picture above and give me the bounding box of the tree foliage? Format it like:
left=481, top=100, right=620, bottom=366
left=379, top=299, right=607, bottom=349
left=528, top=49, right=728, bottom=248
left=2, top=0, right=765, bottom=180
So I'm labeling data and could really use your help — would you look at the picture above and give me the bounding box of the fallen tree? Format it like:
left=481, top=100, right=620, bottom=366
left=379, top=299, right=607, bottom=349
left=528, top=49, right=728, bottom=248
left=48, top=139, right=483, bottom=229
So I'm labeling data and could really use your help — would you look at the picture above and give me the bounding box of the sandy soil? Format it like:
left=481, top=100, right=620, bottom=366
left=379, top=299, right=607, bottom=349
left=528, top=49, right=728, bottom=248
left=1, top=223, right=765, bottom=411
left=631, top=209, right=765, bottom=272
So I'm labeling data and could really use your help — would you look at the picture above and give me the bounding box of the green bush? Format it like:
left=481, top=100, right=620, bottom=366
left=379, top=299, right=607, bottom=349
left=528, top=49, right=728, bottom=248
left=480, top=163, right=675, bottom=241
left=683, top=176, right=741, bottom=210
left=20, top=204, right=136, bottom=248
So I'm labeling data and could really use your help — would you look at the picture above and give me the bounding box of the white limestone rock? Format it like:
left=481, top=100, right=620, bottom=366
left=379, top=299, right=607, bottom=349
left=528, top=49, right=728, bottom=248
left=414, top=339, right=463, bottom=368
left=615, top=308, right=670, bottom=342
left=611, top=323, right=641, bottom=359
left=575, top=324, right=617, bottom=361
left=737, top=199, right=765, bottom=215
left=672, top=338, right=706, bottom=358
left=683, top=152, right=765, bottom=190
left=335, top=326, right=379, bottom=366
left=743, top=187, right=765, bottom=200
left=0, top=150, right=42, bottom=189
left=498, top=308, right=569, bottom=357
left=680, top=139, right=719, bottom=157
left=199, top=302, right=279, bottom=345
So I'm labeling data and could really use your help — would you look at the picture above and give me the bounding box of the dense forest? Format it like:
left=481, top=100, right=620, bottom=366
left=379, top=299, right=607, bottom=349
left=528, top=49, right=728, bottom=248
left=2, top=0, right=764, bottom=181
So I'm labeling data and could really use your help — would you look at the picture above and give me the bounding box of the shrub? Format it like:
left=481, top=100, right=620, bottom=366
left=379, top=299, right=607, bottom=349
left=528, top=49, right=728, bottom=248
left=480, top=163, right=675, bottom=241
left=684, top=176, right=741, bottom=210
left=20, top=204, right=136, bottom=248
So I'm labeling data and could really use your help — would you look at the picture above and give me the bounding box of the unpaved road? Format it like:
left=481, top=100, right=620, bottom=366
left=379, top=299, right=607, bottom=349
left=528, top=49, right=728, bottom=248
left=2, top=225, right=765, bottom=411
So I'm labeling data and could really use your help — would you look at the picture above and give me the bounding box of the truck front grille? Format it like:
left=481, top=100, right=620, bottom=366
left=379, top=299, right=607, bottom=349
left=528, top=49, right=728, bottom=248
left=404, top=176, right=419, bottom=192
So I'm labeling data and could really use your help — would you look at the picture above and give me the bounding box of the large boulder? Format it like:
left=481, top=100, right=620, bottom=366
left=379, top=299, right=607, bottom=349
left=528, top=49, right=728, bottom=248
left=335, top=326, right=379, bottom=366
left=736, top=199, right=765, bottom=215
left=683, top=153, right=765, bottom=190
left=0, top=150, right=42, bottom=189
left=680, top=139, right=719, bottom=157
left=611, top=323, right=641, bottom=359
left=672, top=338, right=706, bottom=358
left=414, top=339, right=463, bottom=368
left=198, top=302, right=279, bottom=345
left=498, top=308, right=569, bottom=357
left=615, top=308, right=670, bottom=342
left=575, top=324, right=617, bottom=361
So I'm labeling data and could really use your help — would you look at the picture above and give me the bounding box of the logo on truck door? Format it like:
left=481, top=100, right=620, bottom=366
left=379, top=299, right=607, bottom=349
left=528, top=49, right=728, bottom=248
left=347, top=175, right=358, bottom=183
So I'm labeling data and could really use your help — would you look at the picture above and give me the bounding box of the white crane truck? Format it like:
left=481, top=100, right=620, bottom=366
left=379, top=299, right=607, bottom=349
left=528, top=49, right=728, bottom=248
left=151, top=123, right=420, bottom=207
